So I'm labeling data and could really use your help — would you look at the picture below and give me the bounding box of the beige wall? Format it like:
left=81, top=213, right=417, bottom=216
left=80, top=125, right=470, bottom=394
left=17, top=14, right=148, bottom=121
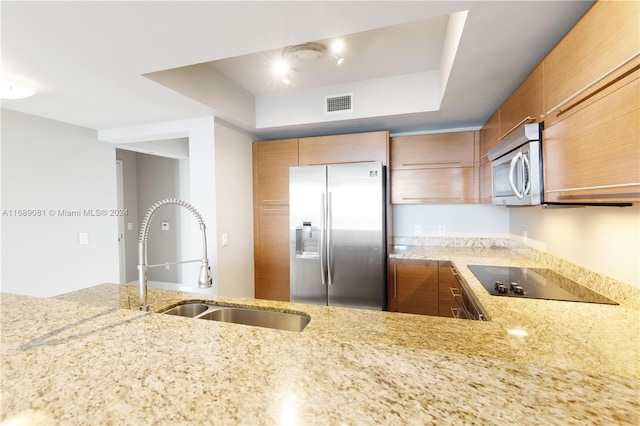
left=214, top=120, right=255, bottom=298
left=510, top=204, right=640, bottom=288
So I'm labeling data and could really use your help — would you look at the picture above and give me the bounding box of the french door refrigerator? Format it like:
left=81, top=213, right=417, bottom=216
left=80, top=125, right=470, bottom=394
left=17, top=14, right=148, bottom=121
left=289, top=162, right=386, bottom=310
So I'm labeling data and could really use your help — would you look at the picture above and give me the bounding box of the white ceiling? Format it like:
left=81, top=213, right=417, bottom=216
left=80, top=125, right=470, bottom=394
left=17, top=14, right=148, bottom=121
left=1, top=1, right=595, bottom=140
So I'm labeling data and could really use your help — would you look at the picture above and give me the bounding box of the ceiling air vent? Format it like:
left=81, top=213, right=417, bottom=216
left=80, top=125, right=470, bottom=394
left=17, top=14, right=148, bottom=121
left=325, top=93, right=353, bottom=114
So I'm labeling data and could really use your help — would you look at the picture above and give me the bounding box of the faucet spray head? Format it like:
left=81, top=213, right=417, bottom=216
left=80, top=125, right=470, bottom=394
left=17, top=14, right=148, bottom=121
left=198, top=260, right=213, bottom=288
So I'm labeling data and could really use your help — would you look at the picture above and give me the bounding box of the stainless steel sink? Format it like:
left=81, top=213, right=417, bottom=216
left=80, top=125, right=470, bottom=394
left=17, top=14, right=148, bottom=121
left=161, top=302, right=309, bottom=332
left=163, top=303, right=209, bottom=317
left=199, top=307, right=310, bottom=332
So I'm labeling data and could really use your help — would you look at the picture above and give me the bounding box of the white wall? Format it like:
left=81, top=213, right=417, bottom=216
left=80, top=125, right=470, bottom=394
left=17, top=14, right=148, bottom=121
left=214, top=121, right=255, bottom=298
left=1, top=109, right=119, bottom=296
left=393, top=204, right=510, bottom=237
left=256, top=71, right=441, bottom=129
left=510, top=204, right=640, bottom=288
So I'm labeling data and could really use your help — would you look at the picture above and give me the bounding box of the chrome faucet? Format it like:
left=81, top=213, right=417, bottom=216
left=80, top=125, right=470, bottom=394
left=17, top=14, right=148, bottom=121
left=137, top=198, right=213, bottom=311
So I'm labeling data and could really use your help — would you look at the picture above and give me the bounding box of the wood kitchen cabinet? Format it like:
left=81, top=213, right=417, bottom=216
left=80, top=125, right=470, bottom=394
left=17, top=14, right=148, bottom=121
left=498, top=63, right=543, bottom=141
left=298, top=131, right=388, bottom=166
left=543, top=69, right=640, bottom=203
left=438, top=261, right=459, bottom=318
left=388, top=258, right=461, bottom=318
left=390, top=131, right=479, bottom=204
left=388, top=259, right=439, bottom=316
left=541, top=0, right=640, bottom=203
left=543, top=0, right=639, bottom=126
left=253, top=138, right=298, bottom=301
left=479, top=110, right=500, bottom=204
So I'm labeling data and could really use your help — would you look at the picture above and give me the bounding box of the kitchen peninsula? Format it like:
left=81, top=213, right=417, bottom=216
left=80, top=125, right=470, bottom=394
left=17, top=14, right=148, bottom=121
left=1, top=241, right=638, bottom=425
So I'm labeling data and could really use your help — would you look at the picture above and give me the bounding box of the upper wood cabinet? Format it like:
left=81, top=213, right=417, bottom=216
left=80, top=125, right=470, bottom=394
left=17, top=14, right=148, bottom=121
left=544, top=1, right=640, bottom=123
left=543, top=69, right=640, bottom=203
left=499, top=63, right=543, bottom=140
left=541, top=0, right=640, bottom=203
left=391, top=132, right=475, bottom=169
left=479, top=110, right=500, bottom=164
left=253, top=139, right=298, bottom=302
left=479, top=110, right=500, bottom=204
left=298, top=131, right=388, bottom=166
left=390, top=131, right=479, bottom=204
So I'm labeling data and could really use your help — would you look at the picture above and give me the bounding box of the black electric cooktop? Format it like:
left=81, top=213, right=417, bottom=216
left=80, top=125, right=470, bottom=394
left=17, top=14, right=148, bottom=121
left=467, top=265, right=618, bottom=305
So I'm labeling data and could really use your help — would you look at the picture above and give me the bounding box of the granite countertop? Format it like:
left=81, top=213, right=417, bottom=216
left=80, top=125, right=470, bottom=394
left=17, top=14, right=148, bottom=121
left=1, top=243, right=639, bottom=424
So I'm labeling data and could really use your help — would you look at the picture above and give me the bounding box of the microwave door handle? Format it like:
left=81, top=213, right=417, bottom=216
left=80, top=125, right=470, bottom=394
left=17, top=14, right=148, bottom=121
left=522, top=153, right=531, bottom=196
left=508, top=152, right=525, bottom=199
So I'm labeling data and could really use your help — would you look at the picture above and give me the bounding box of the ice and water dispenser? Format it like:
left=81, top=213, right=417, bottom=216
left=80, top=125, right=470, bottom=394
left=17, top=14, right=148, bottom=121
left=295, top=221, right=320, bottom=258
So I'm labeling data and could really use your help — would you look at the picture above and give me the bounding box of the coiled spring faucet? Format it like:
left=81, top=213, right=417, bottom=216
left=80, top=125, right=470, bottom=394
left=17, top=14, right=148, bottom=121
left=138, top=198, right=213, bottom=311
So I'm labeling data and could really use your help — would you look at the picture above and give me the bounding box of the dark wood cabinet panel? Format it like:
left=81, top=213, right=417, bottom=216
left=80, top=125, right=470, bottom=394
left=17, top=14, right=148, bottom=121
left=388, top=259, right=439, bottom=316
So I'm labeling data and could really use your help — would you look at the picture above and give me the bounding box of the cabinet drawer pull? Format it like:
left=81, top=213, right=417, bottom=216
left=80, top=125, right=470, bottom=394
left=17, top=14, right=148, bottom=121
left=450, top=307, right=460, bottom=318
left=546, top=182, right=640, bottom=193
left=402, top=197, right=464, bottom=201
left=450, top=287, right=461, bottom=298
left=393, top=263, right=397, bottom=299
left=545, top=50, right=640, bottom=116
left=498, top=116, right=536, bottom=141
left=401, top=161, right=461, bottom=167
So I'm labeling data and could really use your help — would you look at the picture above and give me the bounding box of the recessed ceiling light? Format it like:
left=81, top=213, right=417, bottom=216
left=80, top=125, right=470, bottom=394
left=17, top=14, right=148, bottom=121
left=0, top=77, right=37, bottom=99
left=331, top=39, right=345, bottom=55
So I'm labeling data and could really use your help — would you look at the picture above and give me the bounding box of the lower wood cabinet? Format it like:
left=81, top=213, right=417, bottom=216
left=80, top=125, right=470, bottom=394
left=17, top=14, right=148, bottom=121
left=388, top=258, right=459, bottom=318
left=438, top=261, right=458, bottom=318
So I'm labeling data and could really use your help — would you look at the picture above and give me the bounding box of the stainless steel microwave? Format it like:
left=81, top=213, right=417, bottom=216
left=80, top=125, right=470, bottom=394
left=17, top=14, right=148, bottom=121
left=488, top=123, right=543, bottom=206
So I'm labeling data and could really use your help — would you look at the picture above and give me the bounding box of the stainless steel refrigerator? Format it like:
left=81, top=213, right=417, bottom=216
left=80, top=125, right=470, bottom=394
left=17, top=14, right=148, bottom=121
left=289, top=162, right=386, bottom=310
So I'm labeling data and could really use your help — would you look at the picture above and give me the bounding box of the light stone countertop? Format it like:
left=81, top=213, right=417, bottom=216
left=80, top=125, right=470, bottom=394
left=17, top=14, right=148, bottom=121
left=1, top=242, right=639, bottom=424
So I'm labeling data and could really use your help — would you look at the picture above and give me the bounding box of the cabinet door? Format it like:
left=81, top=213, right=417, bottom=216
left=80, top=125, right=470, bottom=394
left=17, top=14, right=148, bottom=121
left=390, top=131, right=478, bottom=204
left=479, top=110, right=500, bottom=164
left=391, top=132, right=475, bottom=170
left=298, top=131, right=388, bottom=166
left=544, top=1, right=639, bottom=118
left=543, top=71, right=640, bottom=203
left=499, top=63, right=543, bottom=140
left=388, top=259, right=439, bottom=316
left=253, top=139, right=299, bottom=301
left=479, top=111, right=500, bottom=203
left=391, top=168, right=475, bottom=204
left=438, top=262, right=458, bottom=318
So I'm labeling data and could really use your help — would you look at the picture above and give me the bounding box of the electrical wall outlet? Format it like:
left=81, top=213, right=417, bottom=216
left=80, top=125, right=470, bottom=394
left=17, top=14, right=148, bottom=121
left=438, top=225, right=446, bottom=235
left=414, top=225, right=422, bottom=235
left=79, top=232, right=89, bottom=245
left=523, top=231, right=528, bottom=243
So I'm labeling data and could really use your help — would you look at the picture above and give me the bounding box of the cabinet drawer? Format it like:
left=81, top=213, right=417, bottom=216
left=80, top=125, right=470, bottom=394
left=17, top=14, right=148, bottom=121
left=391, top=132, right=475, bottom=170
left=391, top=168, right=475, bottom=204
left=543, top=71, right=640, bottom=203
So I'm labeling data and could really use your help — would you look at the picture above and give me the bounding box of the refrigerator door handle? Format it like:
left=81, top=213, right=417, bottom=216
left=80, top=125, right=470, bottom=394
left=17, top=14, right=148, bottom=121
left=319, top=192, right=326, bottom=286
left=327, top=192, right=334, bottom=286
